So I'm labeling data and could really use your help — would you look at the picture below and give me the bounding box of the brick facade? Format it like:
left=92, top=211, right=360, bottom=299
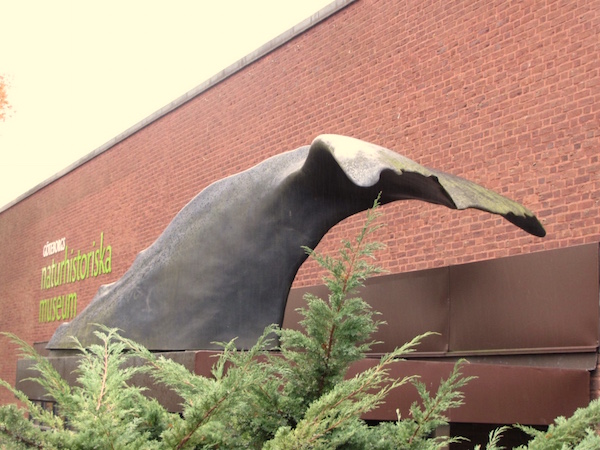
left=1, top=0, right=599, bottom=407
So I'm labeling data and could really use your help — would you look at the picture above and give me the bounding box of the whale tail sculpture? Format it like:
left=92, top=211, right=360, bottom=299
left=47, top=134, right=545, bottom=351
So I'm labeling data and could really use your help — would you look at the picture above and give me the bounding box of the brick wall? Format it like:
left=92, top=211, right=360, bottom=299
left=0, top=0, right=598, bottom=405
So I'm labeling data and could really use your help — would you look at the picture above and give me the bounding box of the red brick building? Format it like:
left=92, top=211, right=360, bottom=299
left=1, top=0, right=598, bottom=446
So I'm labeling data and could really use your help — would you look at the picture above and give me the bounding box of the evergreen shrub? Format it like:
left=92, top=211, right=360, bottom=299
left=1, top=200, right=599, bottom=449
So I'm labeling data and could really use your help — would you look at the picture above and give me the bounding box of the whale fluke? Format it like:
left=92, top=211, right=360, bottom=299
left=47, top=134, right=544, bottom=351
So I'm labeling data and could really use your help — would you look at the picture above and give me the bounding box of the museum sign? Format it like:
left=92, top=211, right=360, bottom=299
left=38, top=232, right=112, bottom=323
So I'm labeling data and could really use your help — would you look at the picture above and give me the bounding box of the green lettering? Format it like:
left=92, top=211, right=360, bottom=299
left=46, top=265, right=52, bottom=289
left=46, top=300, right=51, bottom=322
left=94, top=248, right=100, bottom=276
left=87, top=252, right=92, bottom=278
left=39, top=299, right=49, bottom=323
left=56, top=260, right=63, bottom=287
left=59, top=247, right=68, bottom=286
left=38, top=233, right=110, bottom=324
left=79, top=252, right=87, bottom=280
left=62, top=248, right=70, bottom=284
left=50, top=297, right=56, bottom=322
left=76, top=251, right=82, bottom=281
left=66, top=292, right=77, bottom=319
left=52, top=259, right=60, bottom=287
left=56, top=295, right=62, bottom=319
left=41, top=267, right=47, bottom=290
left=71, top=251, right=78, bottom=282
left=104, top=245, right=112, bottom=273
left=88, top=248, right=95, bottom=278
left=62, top=295, right=69, bottom=319
left=97, top=233, right=106, bottom=274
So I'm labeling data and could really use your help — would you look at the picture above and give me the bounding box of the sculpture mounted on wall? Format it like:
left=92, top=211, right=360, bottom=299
left=47, top=135, right=545, bottom=351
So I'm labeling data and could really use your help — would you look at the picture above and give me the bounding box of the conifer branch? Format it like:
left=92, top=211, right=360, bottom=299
left=1, top=201, right=597, bottom=449
left=0, top=423, right=44, bottom=449
left=96, top=337, right=110, bottom=411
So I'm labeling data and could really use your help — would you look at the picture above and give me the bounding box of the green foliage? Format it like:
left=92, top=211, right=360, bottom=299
left=368, top=360, right=475, bottom=450
left=513, top=399, right=600, bottom=450
left=474, top=426, right=510, bottom=450
left=1, top=199, right=599, bottom=449
left=274, top=201, right=388, bottom=420
left=1, top=328, right=170, bottom=449
left=474, top=400, right=600, bottom=450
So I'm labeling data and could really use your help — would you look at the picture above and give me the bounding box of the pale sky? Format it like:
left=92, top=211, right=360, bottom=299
left=0, top=0, right=334, bottom=209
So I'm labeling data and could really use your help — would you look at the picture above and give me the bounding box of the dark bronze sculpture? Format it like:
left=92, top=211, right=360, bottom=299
left=47, top=135, right=545, bottom=351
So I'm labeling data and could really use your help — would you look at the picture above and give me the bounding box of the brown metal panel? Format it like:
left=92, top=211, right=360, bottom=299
left=448, top=243, right=599, bottom=353
left=194, top=350, right=224, bottom=378
left=285, top=268, right=450, bottom=354
left=15, top=359, right=52, bottom=401
left=17, top=351, right=199, bottom=412
left=17, top=354, right=82, bottom=402
left=284, top=284, right=329, bottom=329
left=454, top=363, right=590, bottom=425
left=16, top=350, right=591, bottom=423
left=350, top=359, right=590, bottom=425
left=360, top=269, right=450, bottom=354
